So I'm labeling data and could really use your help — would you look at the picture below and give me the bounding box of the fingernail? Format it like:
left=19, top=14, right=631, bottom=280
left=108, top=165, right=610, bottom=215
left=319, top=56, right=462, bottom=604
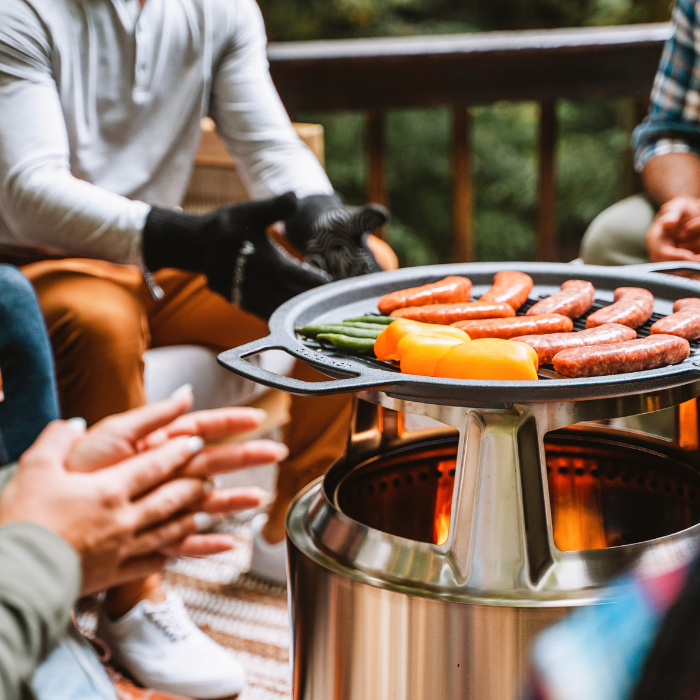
left=272, top=442, right=290, bottom=461
left=170, top=383, right=193, bottom=400
left=187, top=436, right=204, bottom=453
left=67, top=417, right=87, bottom=434
left=193, top=512, right=213, bottom=531
left=251, top=408, right=268, bottom=422
left=255, top=488, right=272, bottom=506
left=203, top=478, right=215, bottom=494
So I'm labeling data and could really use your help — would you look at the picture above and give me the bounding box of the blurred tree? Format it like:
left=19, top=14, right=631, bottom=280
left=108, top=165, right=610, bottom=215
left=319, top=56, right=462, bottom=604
left=258, top=0, right=672, bottom=40
left=259, top=0, right=674, bottom=265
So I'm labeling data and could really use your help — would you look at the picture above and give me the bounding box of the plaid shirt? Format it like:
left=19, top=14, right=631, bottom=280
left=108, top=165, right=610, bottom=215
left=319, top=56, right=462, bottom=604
left=633, top=0, right=700, bottom=170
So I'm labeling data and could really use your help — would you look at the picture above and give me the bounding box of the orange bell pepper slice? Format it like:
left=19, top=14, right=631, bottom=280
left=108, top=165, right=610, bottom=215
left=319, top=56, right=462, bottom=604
left=434, top=338, right=539, bottom=381
left=396, top=332, right=467, bottom=376
left=374, top=319, right=469, bottom=361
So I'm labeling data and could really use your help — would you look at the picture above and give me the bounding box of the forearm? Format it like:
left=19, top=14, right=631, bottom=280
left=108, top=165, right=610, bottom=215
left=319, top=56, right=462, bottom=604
left=3, top=167, right=149, bottom=263
left=642, top=152, right=700, bottom=206
left=0, top=522, right=80, bottom=699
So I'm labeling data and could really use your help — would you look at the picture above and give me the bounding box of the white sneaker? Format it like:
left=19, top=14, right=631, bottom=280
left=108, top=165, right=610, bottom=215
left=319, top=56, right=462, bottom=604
left=248, top=514, right=287, bottom=586
left=97, top=590, right=245, bottom=699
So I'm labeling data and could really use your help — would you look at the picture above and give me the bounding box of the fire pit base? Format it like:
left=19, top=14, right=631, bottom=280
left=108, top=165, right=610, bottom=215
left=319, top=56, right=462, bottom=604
left=289, top=519, right=563, bottom=700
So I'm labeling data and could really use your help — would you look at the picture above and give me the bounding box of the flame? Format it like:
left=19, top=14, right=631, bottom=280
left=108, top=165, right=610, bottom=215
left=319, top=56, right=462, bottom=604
left=678, top=399, right=699, bottom=451
left=433, top=460, right=455, bottom=545
left=550, top=457, right=607, bottom=551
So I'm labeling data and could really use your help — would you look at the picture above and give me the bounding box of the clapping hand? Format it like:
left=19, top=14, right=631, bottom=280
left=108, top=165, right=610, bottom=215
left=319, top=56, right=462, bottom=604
left=0, top=387, right=288, bottom=595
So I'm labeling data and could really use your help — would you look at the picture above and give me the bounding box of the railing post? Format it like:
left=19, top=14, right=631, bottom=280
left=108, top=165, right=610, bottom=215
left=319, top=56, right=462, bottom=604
left=366, top=110, right=387, bottom=238
left=451, top=105, right=474, bottom=262
left=536, top=101, right=558, bottom=262
left=622, top=97, right=649, bottom=198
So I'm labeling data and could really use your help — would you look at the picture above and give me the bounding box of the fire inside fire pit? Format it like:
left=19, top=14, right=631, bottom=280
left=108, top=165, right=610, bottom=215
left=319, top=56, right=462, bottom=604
left=336, top=434, right=700, bottom=551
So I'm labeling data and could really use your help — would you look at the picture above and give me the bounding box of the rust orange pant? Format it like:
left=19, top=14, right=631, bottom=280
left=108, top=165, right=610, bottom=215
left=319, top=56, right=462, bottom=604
left=21, top=258, right=352, bottom=506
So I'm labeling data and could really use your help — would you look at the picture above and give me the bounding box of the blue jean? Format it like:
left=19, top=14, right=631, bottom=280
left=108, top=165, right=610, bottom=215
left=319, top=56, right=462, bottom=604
left=0, top=265, right=59, bottom=464
left=31, top=625, right=117, bottom=700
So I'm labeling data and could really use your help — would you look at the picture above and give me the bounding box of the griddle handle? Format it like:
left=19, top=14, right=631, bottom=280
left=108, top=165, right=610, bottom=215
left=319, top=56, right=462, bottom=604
left=217, top=338, right=397, bottom=396
left=627, top=261, right=700, bottom=279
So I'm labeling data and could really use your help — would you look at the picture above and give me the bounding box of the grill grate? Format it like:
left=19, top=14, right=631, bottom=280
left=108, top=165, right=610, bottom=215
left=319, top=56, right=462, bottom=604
left=298, top=295, right=700, bottom=379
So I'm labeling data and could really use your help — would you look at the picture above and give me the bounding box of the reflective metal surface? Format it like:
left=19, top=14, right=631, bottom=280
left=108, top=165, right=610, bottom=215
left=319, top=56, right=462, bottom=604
left=336, top=433, right=700, bottom=552
left=288, top=391, right=700, bottom=699
left=302, top=396, right=700, bottom=603
left=289, top=533, right=563, bottom=700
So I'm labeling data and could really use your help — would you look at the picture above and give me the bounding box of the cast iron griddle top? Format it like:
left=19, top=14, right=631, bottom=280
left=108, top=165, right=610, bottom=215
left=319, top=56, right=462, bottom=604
left=218, top=262, right=700, bottom=404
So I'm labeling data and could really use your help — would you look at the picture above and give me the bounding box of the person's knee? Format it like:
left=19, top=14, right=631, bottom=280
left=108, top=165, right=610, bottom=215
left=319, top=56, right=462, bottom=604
left=580, top=195, right=655, bottom=266
left=38, top=277, right=147, bottom=362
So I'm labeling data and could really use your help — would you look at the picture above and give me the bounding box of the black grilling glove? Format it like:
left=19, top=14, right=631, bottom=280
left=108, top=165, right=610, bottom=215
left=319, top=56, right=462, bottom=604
left=285, top=194, right=390, bottom=280
left=143, top=193, right=331, bottom=321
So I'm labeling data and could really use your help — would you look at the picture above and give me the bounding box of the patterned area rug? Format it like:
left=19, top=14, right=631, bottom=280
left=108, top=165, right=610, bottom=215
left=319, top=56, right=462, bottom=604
left=163, top=516, right=291, bottom=700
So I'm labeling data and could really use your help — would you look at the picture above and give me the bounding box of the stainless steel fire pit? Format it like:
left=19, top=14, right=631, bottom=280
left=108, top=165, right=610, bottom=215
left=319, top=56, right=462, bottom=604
left=219, top=262, right=700, bottom=700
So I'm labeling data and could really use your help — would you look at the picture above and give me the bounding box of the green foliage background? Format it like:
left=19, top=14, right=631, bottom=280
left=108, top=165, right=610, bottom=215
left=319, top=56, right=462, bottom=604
left=258, top=0, right=673, bottom=265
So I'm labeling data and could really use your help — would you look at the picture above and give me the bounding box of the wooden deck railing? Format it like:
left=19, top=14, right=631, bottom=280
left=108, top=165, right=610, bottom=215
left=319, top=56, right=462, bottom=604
left=268, top=23, right=672, bottom=262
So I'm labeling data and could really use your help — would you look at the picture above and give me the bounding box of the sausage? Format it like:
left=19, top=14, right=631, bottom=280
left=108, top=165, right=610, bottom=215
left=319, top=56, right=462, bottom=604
left=478, top=271, right=534, bottom=310
left=651, top=306, right=700, bottom=340
left=585, top=287, right=654, bottom=329
left=526, top=280, right=595, bottom=319
left=512, top=323, right=637, bottom=364
left=452, top=313, right=573, bottom=340
left=378, top=276, right=472, bottom=314
left=673, top=297, right=700, bottom=312
left=552, top=335, right=690, bottom=378
left=390, top=301, right=515, bottom=324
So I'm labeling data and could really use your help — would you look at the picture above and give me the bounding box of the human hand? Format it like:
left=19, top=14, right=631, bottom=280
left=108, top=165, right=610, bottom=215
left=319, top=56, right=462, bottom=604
left=65, top=386, right=289, bottom=556
left=0, top=421, right=210, bottom=595
left=143, top=193, right=331, bottom=321
left=647, top=196, right=700, bottom=262
left=285, top=194, right=390, bottom=280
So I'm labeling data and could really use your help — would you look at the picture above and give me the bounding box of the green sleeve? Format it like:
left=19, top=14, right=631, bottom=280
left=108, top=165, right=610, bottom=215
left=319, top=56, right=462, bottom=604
left=0, top=522, right=81, bottom=700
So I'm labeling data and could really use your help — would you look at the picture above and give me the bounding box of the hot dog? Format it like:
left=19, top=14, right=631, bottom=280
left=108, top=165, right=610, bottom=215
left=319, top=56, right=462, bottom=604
left=378, top=276, right=472, bottom=315
left=478, top=271, right=534, bottom=310
left=452, top=313, right=573, bottom=340
left=513, top=323, right=636, bottom=364
left=585, top=287, right=654, bottom=329
left=526, top=280, right=595, bottom=319
left=650, top=303, right=700, bottom=340
left=673, top=297, right=700, bottom=312
left=552, top=335, right=690, bottom=378
left=390, top=301, right=515, bottom=324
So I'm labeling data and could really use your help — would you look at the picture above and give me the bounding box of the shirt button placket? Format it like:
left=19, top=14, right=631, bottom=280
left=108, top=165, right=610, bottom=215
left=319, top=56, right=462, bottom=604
left=135, top=21, right=148, bottom=89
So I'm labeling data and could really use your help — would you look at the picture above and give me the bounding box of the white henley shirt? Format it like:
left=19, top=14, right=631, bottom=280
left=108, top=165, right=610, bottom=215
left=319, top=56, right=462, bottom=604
left=0, top=0, right=333, bottom=264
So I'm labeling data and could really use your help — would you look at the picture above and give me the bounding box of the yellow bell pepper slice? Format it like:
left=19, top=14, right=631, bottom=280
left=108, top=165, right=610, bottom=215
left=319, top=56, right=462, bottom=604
left=434, top=338, right=539, bottom=381
left=374, top=319, right=469, bottom=361
left=396, top=332, right=467, bottom=376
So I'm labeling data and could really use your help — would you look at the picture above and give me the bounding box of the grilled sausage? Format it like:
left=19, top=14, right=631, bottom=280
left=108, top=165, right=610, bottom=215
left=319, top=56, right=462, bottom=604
left=478, top=271, right=534, bottom=310
left=378, top=276, right=472, bottom=314
left=452, top=313, right=573, bottom=340
left=526, top=280, right=595, bottom=319
left=585, top=287, right=654, bottom=329
left=650, top=305, right=700, bottom=340
left=513, top=323, right=637, bottom=364
left=552, top=335, right=690, bottom=378
left=390, top=301, right=515, bottom=324
left=673, top=297, right=700, bottom=312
